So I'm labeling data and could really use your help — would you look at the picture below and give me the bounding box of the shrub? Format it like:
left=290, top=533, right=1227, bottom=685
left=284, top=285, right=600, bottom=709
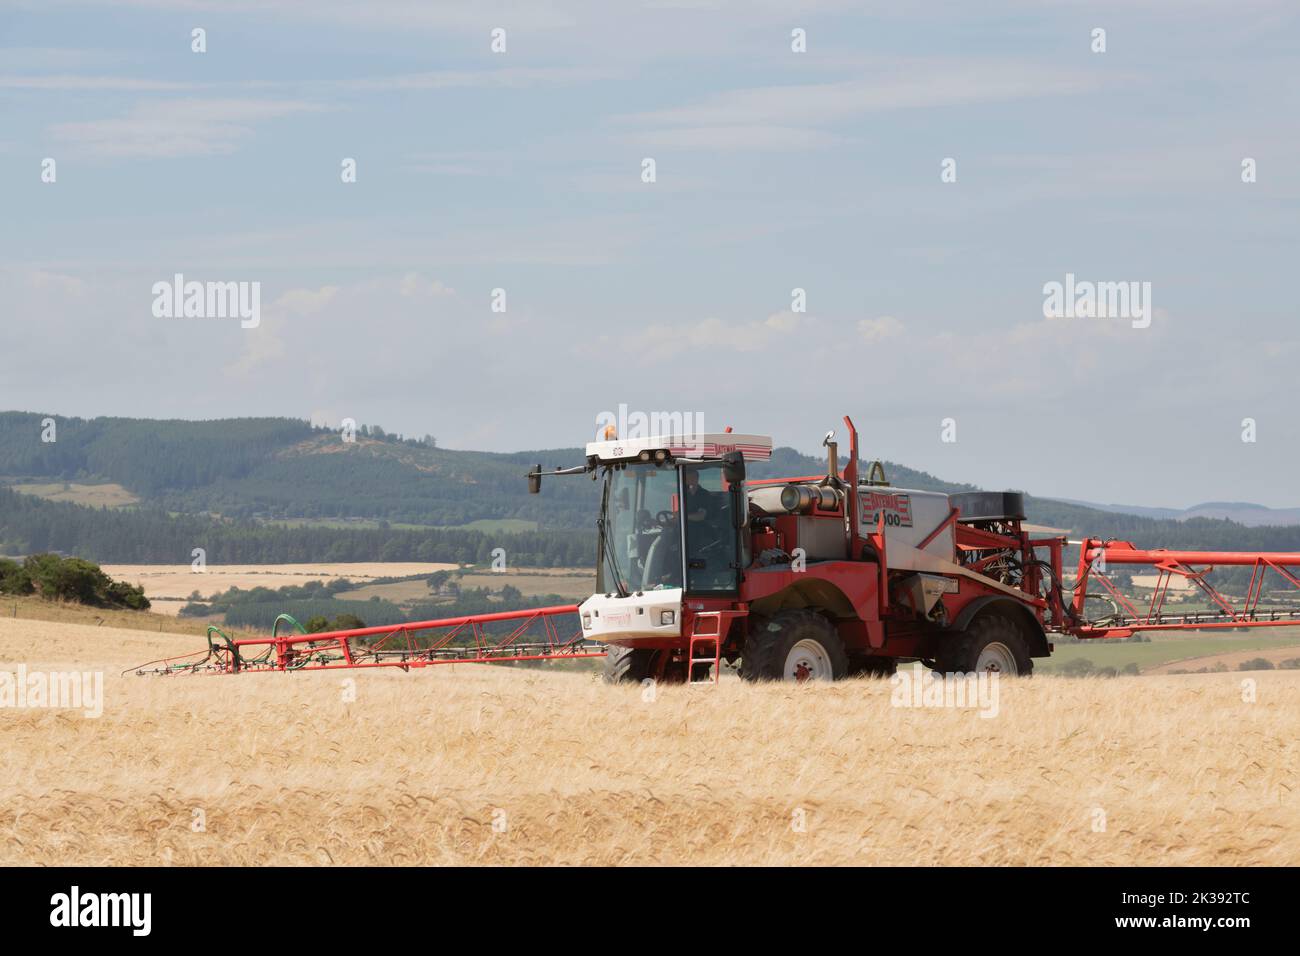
left=0, top=557, right=34, bottom=595
left=107, top=579, right=150, bottom=610
left=12, top=553, right=149, bottom=609
left=26, top=554, right=110, bottom=604
left=305, top=613, right=368, bottom=634
left=1237, top=658, right=1275, bottom=671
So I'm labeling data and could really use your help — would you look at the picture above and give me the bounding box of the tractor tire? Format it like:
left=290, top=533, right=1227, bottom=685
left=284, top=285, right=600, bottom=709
left=741, top=608, right=848, bottom=682
left=935, top=613, right=1033, bottom=676
left=849, top=657, right=897, bottom=679
left=603, top=646, right=701, bottom=684
left=602, top=645, right=657, bottom=684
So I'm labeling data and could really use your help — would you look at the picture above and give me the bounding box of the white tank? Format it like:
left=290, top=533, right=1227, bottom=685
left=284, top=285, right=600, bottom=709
left=856, top=486, right=955, bottom=568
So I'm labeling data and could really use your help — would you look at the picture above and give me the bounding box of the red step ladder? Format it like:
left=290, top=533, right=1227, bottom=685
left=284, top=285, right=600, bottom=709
left=687, top=610, right=746, bottom=685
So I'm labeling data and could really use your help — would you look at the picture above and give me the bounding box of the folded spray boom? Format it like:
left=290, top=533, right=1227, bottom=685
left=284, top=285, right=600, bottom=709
left=128, top=604, right=598, bottom=676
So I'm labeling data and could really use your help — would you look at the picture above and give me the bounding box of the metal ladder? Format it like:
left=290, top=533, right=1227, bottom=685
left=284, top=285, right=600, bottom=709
left=687, top=610, right=745, bottom=685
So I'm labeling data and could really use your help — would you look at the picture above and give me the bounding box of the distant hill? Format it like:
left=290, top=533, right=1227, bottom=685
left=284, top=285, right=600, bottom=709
left=2, top=410, right=1299, bottom=562
left=1052, top=497, right=1300, bottom=527
left=0, top=411, right=597, bottom=530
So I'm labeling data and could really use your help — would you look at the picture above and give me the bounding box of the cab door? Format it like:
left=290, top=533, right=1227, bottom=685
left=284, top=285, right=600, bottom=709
left=680, top=462, right=741, bottom=595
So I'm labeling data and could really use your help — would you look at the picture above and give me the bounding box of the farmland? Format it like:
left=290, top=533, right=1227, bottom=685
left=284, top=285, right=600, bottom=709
left=9, top=481, right=138, bottom=508
left=1, top=614, right=1296, bottom=866
left=98, top=563, right=459, bottom=616
left=1036, top=630, right=1300, bottom=674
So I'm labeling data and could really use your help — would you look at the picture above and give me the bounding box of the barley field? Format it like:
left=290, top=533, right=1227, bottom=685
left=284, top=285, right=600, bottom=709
left=1, top=616, right=1296, bottom=866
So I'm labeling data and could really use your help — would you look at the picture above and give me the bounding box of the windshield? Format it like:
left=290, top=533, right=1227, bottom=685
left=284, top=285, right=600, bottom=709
left=598, top=463, right=683, bottom=593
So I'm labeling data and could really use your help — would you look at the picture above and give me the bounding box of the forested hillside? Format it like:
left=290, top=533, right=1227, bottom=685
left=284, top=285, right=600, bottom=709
left=0, top=488, right=594, bottom=565
left=0, top=411, right=596, bottom=528
left=2, top=411, right=1298, bottom=563
left=0, top=412, right=314, bottom=495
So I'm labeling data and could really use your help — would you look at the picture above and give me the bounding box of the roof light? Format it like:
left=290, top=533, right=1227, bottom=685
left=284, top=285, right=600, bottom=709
left=639, top=450, right=651, bottom=462
left=602, top=424, right=617, bottom=440
left=654, top=449, right=668, bottom=462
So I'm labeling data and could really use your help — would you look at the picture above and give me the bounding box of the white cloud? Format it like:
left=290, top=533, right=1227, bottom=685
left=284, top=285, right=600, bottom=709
left=49, top=98, right=324, bottom=158
left=273, top=285, right=340, bottom=315
left=398, top=274, right=455, bottom=299
left=620, top=59, right=1110, bottom=129
left=858, top=315, right=903, bottom=344
left=607, top=310, right=810, bottom=360
left=223, top=324, right=286, bottom=377
left=29, top=270, right=88, bottom=297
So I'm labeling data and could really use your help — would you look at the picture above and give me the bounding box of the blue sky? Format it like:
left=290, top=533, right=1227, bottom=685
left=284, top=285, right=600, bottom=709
left=2, top=1, right=1298, bottom=507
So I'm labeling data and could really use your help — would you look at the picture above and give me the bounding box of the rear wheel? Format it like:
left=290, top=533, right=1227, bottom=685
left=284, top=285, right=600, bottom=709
left=936, top=613, right=1033, bottom=676
left=741, top=609, right=848, bottom=682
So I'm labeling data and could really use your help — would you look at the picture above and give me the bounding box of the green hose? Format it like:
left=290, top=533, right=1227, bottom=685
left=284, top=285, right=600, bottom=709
left=273, top=613, right=307, bottom=638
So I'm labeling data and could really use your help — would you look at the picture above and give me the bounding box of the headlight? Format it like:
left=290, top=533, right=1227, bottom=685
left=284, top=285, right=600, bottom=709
left=582, top=614, right=592, bottom=629
left=659, top=610, right=675, bottom=626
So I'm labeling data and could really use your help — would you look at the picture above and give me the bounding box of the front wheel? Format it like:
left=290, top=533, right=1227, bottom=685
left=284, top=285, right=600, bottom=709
left=741, top=609, right=848, bottom=682
left=602, top=645, right=657, bottom=684
left=603, top=646, right=701, bottom=684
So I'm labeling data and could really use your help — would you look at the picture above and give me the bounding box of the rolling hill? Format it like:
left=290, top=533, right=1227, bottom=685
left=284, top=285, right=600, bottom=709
left=1053, top=497, right=1300, bottom=527
left=2, top=410, right=1299, bottom=564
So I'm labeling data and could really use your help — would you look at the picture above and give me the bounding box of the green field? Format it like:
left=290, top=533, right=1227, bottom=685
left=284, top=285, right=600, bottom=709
left=9, top=480, right=138, bottom=508
left=447, top=518, right=539, bottom=533
left=1038, top=631, right=1300, bottom=673
left=335, top=579, right=436, bottom=603
left=265, top=517, right=436, bottom=530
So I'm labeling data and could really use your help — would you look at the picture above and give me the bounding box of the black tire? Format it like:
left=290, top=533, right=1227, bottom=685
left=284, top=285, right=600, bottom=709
left=849, top=657, right=897, bottom=679
left=935, top=613, right=1033, bottom=676
left=602, top=645, right=657, bottom=684
left=603, top=646, right=702, bottom=684
left=741, top=608, right=848, bottom=682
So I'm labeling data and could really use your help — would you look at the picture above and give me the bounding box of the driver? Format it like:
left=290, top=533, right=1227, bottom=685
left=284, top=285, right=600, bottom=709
left=683, top=470, right=731, bottom=587
left=683, top=469, right=712, bottom=521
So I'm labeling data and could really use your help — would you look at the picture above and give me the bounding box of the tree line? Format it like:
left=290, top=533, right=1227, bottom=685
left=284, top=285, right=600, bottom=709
left=186, top=577, right=576, bottom=633
left=0, top=487, right=596, bottom=566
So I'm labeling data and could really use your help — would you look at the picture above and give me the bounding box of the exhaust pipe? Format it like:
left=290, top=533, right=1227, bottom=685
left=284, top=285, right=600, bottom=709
left=823, top=431, right=838, bottom=482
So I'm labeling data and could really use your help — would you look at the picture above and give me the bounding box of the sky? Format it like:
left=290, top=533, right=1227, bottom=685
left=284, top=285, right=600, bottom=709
left=2, top=0, right=1298, bottom=508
